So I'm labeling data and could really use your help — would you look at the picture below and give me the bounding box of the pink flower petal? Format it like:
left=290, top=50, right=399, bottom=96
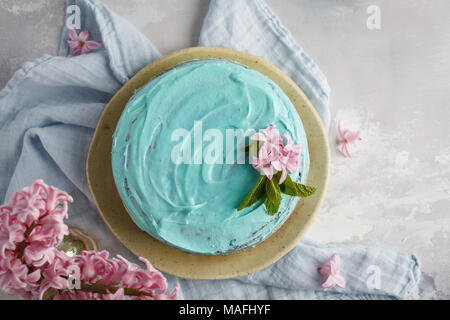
left=78, top=30, right=89, bottom=42
left=321, top=277, right=336, bottom=291
left=85, top=41, right=102, bottom=50
left=68, top=29, right=78, bottom=41
left=71, top=46, right=82, bottom=56
left=271, top=160, right=282, bottom=171
left=81, top=45, right=91, bottom=55
left=250, top=126, right=302, bottom=180
left=67, top=40, right=79, bottom=49
left=337, top=121, right=361, bottom=158
left=250, top=132, right=267, bottom=142
left=334, top=274, right=346, bottom=288
left=337, top=120, right=344, bottom=138
left=318, top=266, right=331, bottom=277
left=262, top=166, right=273, bottom=179
left=332, top=253, right=341, bottom=272
left=278, top=169, right=288, bottom=185
left=318, top=254, right=346, bottom=291
left=347, top=130, right=361, bottom=143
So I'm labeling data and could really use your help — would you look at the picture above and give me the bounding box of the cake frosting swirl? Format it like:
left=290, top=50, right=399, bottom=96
left=111, top=59, right=310, bottom=254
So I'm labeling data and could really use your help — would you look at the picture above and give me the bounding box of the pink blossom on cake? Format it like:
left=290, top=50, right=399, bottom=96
left=252, top=142, right=282, bottom=180
left=251, top=126, right=302, bottom=184
left=239, top=125, right=316, bottom=216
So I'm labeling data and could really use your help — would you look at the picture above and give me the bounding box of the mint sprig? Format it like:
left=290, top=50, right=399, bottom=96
left=264, top=173, right=282, bottom=216
left=265, top=176, right=282, bottom=204
left=237, top=172, right=316, bottom=216
left=280, top=174, right=316, bottom=198
left=237, top=175, right=267, bottom=211
left=264, top=196, right=280, bottom=216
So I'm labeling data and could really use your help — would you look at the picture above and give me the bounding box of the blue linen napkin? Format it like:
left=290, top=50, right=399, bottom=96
left=0, top=0, right=420, bottom=299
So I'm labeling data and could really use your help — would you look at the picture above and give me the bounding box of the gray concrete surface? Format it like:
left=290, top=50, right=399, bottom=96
left=0, top=0, right=449, bottom=299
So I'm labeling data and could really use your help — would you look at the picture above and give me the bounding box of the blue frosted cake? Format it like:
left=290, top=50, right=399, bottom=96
left=111, top=59, right=310, bottom=255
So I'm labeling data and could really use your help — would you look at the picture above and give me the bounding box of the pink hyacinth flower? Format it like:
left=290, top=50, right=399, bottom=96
left=0, top=179, right=178, bottom=300
left=72, top=250, right=111, bottom=283
left=115, top=255, right=178, bottom=300
left=251, top=126, right=284, bottom=180
left=0, top=251, right=40, bottom=296
left=0, top=213, right=25, bottom=258
left=337, top=120, right=362, bottom=158
left=251, top=126, right=302, bottom=184
left=318, top=254, right=346, bottom=291
left=10, top=179, right=73, bottom=226
left=68, top=29, right=102, bottom=56
left=24, top=243, right=58, bottom=268
left=252, top=142, right=281, bottom=180
left=273, top=133, right=302, bottom=184
left=251, top=125, right=283, bottom=146
left=38, top=252, right=73, bottom=299
left=71, top=251, right=178, bottom=300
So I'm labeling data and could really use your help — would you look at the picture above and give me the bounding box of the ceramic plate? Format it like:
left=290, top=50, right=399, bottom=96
left=86, top=47, right=330, bottom=280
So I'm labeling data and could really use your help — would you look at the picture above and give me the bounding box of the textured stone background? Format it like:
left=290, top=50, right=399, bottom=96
left=1, top=0, right=449, bottom=299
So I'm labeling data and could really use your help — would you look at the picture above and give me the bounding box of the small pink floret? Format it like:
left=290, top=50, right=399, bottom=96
left=337, top=120, right=362, bottom=158
left=68, top=29, right=102, bottom=56
left=251, top=126, right=302, bottom=184
left=318, top=253, right=346, bottom=291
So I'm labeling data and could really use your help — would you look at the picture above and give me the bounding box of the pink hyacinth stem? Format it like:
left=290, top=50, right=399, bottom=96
left=79, top=282, right=154, bottom=297
left=15, top=220, right=39, bottom=260
left=43, top=279, right=154, bottom=300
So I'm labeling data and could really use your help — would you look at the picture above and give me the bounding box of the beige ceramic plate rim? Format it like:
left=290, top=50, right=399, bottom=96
left=87, top=47, right=330, bottom=280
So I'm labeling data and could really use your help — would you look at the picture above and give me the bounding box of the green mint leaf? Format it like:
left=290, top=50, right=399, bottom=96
left=280, top=174, right=317, bottom=198
left=265, top=176, right=282, bottom=204
left=273, top=171, right=282, bottom=183
left=237, top=175, right=267, bottom=211
left=264, top=197, right=280, bottom=216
